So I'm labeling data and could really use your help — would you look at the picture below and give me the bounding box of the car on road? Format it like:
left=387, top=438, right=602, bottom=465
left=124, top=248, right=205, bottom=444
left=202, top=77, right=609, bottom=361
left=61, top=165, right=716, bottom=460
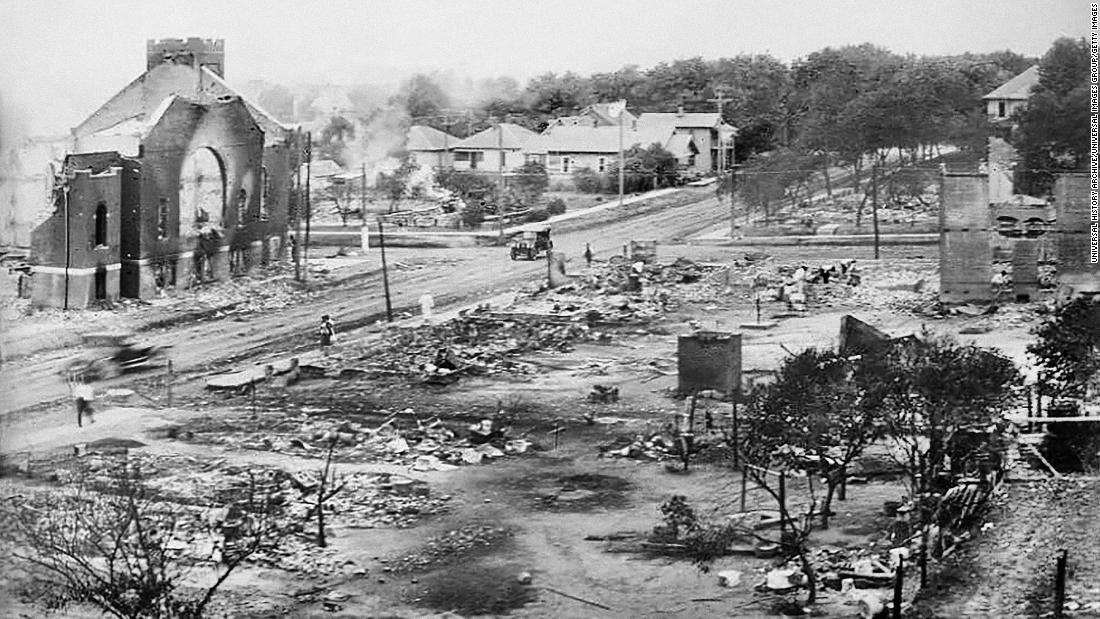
left=509, top=225, right=552, bottom=261
left=62, top=332, right=169, bottom=382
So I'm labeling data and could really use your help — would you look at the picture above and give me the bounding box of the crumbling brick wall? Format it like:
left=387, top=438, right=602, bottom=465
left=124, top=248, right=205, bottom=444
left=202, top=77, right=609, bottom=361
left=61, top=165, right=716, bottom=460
left=939, top=173, right=993, bottom=302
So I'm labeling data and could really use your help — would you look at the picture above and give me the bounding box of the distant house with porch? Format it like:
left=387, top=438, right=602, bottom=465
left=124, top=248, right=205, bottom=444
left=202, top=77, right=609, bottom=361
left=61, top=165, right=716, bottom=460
left=450, top=123, right=539, bottom=174
left=406, top=125, right=458, bottom=170
left=983, top=65, right=1040, bottom=122
left=525, top=125, right=699, bottom=183
left=635, top=110, right=736, bottom=173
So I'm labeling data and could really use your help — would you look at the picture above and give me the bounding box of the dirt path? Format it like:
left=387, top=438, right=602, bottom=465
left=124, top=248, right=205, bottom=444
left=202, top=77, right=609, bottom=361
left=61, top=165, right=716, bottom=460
left=0, top=192, right=730, bottom=418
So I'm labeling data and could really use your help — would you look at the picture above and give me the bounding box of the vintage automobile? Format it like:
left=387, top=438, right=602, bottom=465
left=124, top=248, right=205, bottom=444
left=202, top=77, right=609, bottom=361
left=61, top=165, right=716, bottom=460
left=62, top=332, right=169, bottom=382
left=509, top=225, right=552, bottom=261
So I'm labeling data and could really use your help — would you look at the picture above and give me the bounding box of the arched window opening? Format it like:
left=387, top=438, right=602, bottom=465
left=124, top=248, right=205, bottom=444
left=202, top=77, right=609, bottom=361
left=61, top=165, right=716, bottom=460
left=94, top=203, right=108, bottom=247
left=179, top=147, right=226, bottom=237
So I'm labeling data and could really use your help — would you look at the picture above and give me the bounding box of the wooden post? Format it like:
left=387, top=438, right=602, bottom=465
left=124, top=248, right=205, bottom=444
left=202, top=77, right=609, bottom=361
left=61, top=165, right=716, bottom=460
left=893, top=558, right=904, bottom=619
left=740, top=465, right=748, bottom=512
left=839, top=465, right=848, bottom=501
left=379, top=221, right=393, bottom=322
left=166, top=359, right=173, bottom=408
left=778, top=471, right=787, bottom=541
left=1054, top=549, right=1067, bottom=618
left=920, top=528, right=928, bottom=589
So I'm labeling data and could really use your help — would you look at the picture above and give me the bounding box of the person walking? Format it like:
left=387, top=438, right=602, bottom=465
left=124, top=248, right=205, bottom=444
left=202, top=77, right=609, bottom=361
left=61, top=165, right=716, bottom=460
left=584, top=243, right=594, bottom=267
left=72, top=376, right=96, bottom=427
left=319, top=315, right=336, bottom=355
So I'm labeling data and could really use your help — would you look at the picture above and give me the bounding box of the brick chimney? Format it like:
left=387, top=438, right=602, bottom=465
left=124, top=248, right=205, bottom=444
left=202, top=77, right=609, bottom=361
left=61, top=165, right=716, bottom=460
left=147, top=38, right=225, bottom=77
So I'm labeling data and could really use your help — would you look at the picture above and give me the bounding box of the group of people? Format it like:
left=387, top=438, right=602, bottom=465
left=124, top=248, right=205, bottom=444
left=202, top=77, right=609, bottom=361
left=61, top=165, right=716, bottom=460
left=806, top=260, right=861, bottom=286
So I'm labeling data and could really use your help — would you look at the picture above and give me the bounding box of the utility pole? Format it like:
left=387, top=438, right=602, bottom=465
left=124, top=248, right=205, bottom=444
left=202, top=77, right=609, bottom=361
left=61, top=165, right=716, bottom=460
left=378, top=221, right=393, bottom=322
left=304, top=131, right=313, bottom=281
left=293, top=131, right=303, bottom=281
left=871, top=163, right=880, bottom=260
left=496, top=117, right=505, bottom=187
left=707, top=89, right=731, bottom=176
left=360, top=162, right=366, bottom=222
left=618, top=106, right=625, bottom=208
left=62, top=171, right=70, bottom=310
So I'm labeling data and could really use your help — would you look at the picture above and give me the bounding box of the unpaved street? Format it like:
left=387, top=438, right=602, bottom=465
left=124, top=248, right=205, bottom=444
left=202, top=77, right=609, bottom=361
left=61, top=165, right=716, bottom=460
left=0, top=189, right=726, bottom=417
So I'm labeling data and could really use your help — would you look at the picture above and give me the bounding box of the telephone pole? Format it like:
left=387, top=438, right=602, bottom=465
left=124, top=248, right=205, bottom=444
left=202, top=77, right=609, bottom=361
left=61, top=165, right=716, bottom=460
left=707, top=89, right=731, bottom=175
left=871, top=163, right=881, bottom=260
left=304, top=131, right=313, bottom=282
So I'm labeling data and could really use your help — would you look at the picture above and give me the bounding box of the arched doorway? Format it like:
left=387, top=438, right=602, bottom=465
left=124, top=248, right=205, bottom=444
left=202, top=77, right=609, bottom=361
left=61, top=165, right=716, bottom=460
left=178, top=147, right=226, bottom=237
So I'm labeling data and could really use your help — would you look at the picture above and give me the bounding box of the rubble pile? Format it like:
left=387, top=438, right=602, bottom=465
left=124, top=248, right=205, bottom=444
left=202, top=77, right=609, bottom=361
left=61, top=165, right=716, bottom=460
left=336, top=311, right=599, bottom=378
left=189, top=412, right=532, bottom=468
left=1, top=453, right=454, bottom=576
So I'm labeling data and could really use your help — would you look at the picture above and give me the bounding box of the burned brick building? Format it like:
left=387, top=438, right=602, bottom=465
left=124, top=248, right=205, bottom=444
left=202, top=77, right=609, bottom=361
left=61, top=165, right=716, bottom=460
left=29, top=38, right=302, bottom=308
left=939, top=171, right=1097, bottom=303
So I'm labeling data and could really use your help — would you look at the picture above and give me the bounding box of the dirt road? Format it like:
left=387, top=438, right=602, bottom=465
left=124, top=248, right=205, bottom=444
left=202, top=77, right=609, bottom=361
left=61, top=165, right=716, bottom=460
left=0, top=190, right=728, bottom=417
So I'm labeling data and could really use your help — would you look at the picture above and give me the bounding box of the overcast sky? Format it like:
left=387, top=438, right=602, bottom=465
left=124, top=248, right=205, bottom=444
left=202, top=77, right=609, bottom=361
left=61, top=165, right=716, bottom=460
left=0, top=0, right=1088, bottom=136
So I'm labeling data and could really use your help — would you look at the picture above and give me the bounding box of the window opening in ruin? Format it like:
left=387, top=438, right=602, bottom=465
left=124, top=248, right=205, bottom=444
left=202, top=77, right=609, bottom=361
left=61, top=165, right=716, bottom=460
left=236, top=189, right=248, bottom=228
left=260, top=166, right=270, bottom=221
left=157, top=198, right=170, bottom=239
left=94, top=203, right=108, bottom=247
left=179, top=147, right=226, bottom=235
left=229, top=247, right=250, bottom=276
left=998, top=101, right=1006, bottom=118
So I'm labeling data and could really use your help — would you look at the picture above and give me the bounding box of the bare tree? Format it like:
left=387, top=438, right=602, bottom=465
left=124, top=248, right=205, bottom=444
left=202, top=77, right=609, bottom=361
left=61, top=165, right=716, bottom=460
left=5, top=460, right=288, bottom=619
left=312, top=437, right=348, bottom=548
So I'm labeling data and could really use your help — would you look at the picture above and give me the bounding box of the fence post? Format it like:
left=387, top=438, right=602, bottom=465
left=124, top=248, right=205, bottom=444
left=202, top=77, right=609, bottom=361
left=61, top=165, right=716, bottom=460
left=166, top=359, right=173, bottom=407
left=893, top=557, right=904, bottom=619
left=1054, top=549, right=1068, bottom=618
left=740, top=465, right=748, bottom=512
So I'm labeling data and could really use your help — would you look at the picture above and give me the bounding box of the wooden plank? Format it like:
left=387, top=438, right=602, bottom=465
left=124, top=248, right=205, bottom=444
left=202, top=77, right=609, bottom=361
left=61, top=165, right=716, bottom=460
left=1008, top=416, right=1100, bottom=423
left=1025, top=444, right=1062, bottom=478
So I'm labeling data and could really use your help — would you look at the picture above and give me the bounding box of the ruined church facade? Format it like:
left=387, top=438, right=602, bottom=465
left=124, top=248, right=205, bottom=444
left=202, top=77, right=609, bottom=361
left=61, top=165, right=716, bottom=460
left=29, top=38, right=302, bottom=308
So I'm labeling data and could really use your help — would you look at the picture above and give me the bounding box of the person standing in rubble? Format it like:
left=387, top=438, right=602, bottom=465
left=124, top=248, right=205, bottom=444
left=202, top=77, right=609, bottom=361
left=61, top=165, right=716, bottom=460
left=319, top=315, right=336, bottom=355
left=584, top=243, right=594, bottom=267
left=71, top=375, right=96, bottom=427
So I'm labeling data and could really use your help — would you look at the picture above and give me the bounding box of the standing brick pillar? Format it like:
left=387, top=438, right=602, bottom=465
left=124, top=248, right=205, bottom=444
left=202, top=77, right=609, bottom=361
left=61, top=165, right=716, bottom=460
left=677, top=331, right=742, bottom=395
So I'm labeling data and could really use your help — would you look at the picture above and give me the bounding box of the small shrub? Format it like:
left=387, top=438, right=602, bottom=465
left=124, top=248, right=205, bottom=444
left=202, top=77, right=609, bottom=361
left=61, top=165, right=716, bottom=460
left=546, top=198, right=566, bottom=215
left=524, top=209, right=549, bottom=223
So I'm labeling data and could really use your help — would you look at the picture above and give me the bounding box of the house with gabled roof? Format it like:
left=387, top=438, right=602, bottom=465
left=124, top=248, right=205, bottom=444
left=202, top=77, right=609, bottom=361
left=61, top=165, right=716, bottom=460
left=542, top=102, right=638, bottom=133
left=406, top=125, right=459, bottom=170
left=635, top=110, right=736, bottom=173
left=983, top=65, right=1040, bottom=122
left=28, top=38, right=301, bottom=308
left=450, top=123, right=539, bottom=174
left=525, top=125, right=699, bottom=183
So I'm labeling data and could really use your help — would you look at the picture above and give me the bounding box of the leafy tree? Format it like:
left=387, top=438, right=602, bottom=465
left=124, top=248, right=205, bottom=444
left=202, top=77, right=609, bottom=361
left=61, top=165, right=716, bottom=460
left=873, top=336, right=1020, bottom=498
left=588, top=65, right=645, bottom=105
left=1012, top=37, right=1090, bottom=196
left=571, top=166, right=604, bottom=193
left=1028, top=297, right=1100, bottom=399
left=524, top=71, right=591, bottom=118
left=323, top=178, right=360, bottom=226
left=396, top=74, right=451, bottom=123
left=459, top=199, right=485, bottom=229
left=376, top=152, right=419, bottom=212
left=708, top=54, right=792, bottom=157
left=317, top=116, right=355, bottom=166
left=435, top=168, right=496, bottom=203
left=511, top=161, right=549, bottom=205
left=610, top=143, right=679, bottom=193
